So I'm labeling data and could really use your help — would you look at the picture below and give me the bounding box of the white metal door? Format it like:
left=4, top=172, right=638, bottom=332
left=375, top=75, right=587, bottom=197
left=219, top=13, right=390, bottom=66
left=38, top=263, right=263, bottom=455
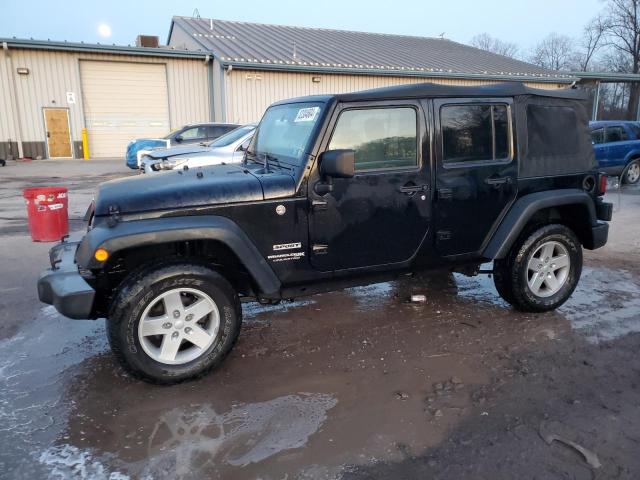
left=80, top=61, right=170, bottom=158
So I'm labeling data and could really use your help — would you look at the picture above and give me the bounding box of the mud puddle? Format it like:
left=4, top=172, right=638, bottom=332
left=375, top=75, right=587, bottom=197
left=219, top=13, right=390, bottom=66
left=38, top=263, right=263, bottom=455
left=454, top=265, right=640, bottom=343
left=3, top=263, right=640, bottom=479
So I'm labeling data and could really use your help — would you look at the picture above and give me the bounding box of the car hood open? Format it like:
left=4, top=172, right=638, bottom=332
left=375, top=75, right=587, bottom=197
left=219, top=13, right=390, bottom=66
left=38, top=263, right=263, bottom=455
left=94, top=164, right=296, bottom=216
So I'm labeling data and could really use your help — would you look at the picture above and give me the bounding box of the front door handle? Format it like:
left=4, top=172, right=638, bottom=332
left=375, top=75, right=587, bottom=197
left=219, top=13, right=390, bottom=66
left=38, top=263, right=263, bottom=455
left=398, top=184, right=428, bottom=195
left=484, top=176, right=512, bottom=187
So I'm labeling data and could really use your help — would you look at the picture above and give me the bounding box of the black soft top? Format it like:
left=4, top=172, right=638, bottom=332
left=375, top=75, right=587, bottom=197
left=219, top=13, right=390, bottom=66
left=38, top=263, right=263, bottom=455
left=274, top=82, right=586, bottom=106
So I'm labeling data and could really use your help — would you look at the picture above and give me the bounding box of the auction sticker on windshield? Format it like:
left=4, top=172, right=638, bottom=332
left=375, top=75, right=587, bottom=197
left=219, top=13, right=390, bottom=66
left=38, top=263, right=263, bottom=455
left=294, top=107, right=320, bottom=122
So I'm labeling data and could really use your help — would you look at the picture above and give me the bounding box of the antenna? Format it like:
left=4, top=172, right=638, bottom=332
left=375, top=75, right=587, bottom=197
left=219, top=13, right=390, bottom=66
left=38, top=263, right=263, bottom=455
left=193, top=8, right=200, bottom=18
left=438, top=32, right=445, bottom=39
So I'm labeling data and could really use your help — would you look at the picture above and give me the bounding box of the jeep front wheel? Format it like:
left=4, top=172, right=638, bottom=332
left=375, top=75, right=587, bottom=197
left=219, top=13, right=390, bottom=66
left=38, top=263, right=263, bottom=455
left=493, top=224, right=582, bottom=312
left=107, top=263, right=242, bottom=383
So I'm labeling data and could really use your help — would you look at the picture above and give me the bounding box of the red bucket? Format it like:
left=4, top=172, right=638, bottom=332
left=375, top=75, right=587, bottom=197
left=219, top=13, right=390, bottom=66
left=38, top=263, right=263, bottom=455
left=23, top=187, right=69, bottom=242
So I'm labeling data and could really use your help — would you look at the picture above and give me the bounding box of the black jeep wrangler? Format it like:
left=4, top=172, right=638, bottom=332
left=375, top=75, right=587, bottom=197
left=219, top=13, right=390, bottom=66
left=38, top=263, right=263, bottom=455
left=38, top=83, right=612, bottom=383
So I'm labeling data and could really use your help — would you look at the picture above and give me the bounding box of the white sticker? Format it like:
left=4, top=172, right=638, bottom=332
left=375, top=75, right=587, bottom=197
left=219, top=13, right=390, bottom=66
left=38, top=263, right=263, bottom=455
left=267, top=252, right=305, bottom=262
left=49, top=203, right=64, bottom=210
left=294, top=107, right=320, bottom=123
left=273, top=242, right=302, bottom=251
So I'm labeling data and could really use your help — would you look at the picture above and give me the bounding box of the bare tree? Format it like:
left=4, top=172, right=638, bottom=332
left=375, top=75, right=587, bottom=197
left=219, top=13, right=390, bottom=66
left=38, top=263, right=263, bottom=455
left=600, top=0, right=640, bottom=117
left=576, top=17, right=607, bottom=70
left=529, top=33, right=576, bottom=70
left=470, top=33, right=519, bottom=58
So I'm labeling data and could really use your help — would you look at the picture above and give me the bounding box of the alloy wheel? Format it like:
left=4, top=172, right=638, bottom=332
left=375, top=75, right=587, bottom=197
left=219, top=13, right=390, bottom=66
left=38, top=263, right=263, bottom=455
left=526, top=241, right=570, bottom=298
left=626, top=162, right=640, bottom=184
left=137, top=288, right=220, bottom=365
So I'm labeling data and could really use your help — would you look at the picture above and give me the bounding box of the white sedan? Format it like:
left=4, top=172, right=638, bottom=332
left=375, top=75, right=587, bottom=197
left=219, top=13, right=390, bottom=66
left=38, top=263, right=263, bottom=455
left=141, top=124, right=256, bottom=174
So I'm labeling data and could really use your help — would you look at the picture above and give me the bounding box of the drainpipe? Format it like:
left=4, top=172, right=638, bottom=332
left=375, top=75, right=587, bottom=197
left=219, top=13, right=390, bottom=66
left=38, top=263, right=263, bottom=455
left=3, top=42, right=24, bottom=158
left=592, top=80, right=600, bottom=121
left=205, top=54, right=216, bottom=122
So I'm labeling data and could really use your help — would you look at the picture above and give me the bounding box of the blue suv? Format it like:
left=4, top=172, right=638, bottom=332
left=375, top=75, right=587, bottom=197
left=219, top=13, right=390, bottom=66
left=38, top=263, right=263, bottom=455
left=590, top=121, right=640, bottom=184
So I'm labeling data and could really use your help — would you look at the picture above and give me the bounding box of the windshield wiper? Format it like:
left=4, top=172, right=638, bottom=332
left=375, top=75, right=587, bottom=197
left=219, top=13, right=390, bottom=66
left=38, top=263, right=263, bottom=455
left=243, top=150, right=263, bottom=166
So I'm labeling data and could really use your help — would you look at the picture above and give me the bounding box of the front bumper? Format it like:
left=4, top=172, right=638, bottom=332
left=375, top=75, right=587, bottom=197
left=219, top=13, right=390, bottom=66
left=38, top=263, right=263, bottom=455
left=37, top=241, right=95, bottom=319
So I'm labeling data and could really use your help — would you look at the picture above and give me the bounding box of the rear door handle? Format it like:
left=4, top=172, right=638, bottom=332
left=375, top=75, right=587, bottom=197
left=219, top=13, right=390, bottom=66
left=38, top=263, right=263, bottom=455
left=399, top=184, right=428, bottom=195
left=484, top=176, right=512, bottom=187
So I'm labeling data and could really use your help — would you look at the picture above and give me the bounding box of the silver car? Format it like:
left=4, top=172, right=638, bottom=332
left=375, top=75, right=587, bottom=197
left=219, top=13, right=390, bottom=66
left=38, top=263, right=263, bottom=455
left=141, top=124, right=256, bottom=173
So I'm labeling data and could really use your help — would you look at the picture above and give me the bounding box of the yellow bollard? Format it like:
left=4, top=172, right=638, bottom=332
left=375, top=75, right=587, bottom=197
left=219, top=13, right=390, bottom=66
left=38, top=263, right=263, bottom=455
left=81, top=128, right=90, bottom=160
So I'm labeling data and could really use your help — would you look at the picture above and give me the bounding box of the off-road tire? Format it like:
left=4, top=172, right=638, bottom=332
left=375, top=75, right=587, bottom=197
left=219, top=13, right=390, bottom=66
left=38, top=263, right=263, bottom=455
left=494, top=224, right=582, bottom=312
left=492, top=258, right=516, bottom=305
left=107, top=262, right=242, bottom=384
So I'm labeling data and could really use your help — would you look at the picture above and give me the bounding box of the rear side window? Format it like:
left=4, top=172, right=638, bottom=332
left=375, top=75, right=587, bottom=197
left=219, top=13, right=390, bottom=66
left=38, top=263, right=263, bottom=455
left=180, top=126, right=206, bottom=139
left=604, top=126, right=628, bottom=143
left=591, top=128, right=604, bottom=144
left=628, top=123, right=640, bottom=139
left=440, top=104, right=510, bottom=165
left=527, top=105, right=580, bottom=156
left=207, top=125, right=236, bottom=138
left=328, top=107, right=418, bottom=171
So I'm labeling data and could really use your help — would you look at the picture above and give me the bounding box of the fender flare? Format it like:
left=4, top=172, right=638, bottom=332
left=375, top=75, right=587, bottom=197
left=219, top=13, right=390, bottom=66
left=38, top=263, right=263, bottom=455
left=76, top=215, right=281, bottom=296
left=624, top=150, right=640, bottom=164
left=483, top=189, right=597, bottom=260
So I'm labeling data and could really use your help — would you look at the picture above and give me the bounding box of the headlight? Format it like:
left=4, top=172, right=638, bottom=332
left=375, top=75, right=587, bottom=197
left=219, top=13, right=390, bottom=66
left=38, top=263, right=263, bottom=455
left=161, top=158, right=189, bottom=170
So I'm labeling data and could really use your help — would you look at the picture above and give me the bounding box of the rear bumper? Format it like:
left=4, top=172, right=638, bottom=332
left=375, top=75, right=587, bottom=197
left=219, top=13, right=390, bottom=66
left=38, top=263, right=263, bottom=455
left=596, top=200, right=613, bottom=222
left=37, top=241, right=95, bottom=319
left=585, top=221, right=609, bottom=250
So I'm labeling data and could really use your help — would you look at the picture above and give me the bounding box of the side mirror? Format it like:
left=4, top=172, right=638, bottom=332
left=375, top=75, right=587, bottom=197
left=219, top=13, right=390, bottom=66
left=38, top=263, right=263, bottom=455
left=175, top=134, right=184, bottom=143
left=320, top=149, right=355, bottom=178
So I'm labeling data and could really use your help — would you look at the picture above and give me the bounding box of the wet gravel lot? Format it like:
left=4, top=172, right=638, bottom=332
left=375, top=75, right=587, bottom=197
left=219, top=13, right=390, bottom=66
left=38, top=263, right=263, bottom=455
left=1, top=160, right=639, bottom=479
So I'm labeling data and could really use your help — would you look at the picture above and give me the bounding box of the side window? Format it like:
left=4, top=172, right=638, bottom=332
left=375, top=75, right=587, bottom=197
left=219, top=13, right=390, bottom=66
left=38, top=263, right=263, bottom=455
left=605, top=126, right=628, bottom=143
left=328, top=107, right=418, bottom=171
left=526, top=105, right=579, bottom=157
left=180, top=127, right=206, bottom=140
left=441, top=104, right=510, bottom=165
left=628, top=123, right=640, bottom=139
left=207, top=126, right=230, bottom=138
left=591, top=128, right=604, bottom=144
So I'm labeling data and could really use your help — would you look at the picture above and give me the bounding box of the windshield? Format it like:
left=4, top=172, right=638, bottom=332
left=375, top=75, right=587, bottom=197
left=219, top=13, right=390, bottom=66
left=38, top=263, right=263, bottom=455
left=250, top=102, right=324, bottom=165
left=207, top=125, right=255, bottom=147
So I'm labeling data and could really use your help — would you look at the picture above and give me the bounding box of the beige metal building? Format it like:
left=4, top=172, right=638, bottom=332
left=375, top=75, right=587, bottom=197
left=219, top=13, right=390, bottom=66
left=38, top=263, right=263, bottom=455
left=1, top=18, right=576, bottom=159
left=0, top=39, right=210, bottom=159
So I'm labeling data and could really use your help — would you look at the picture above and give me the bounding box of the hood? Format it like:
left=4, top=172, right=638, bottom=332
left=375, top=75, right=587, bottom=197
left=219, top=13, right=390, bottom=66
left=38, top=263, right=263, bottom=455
left=95, top=164, right=296, bottom=216
left=145, top=144, right=210, bottom=159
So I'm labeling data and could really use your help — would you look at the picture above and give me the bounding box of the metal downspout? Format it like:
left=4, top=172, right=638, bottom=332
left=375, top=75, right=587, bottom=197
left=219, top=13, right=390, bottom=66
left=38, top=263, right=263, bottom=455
left=2, top=42, right=24, bottom=158
left=592, top=81, right=600, bottom=121
left=205, top=54, right=216, bottom=122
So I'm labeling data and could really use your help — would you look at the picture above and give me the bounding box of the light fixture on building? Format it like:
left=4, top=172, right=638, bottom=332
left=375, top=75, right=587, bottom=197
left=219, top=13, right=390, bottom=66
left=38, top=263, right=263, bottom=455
left=16, top=67, right=29, bottom=75
left=312, top=76, right=321, bottom=83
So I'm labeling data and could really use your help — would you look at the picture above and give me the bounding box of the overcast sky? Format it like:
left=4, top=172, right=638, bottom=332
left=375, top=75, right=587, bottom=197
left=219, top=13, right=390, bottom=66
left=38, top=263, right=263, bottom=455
left=1, top=0, right=605, bottom=51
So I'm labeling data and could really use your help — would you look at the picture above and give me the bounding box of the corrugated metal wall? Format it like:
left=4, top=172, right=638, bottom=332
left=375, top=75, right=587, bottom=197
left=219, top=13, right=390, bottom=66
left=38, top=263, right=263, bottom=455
left=0, top=48, right=209, bottom=157
left=0, top=50, right=18, bottom=142
left=224, top=69, right=566, bottom=123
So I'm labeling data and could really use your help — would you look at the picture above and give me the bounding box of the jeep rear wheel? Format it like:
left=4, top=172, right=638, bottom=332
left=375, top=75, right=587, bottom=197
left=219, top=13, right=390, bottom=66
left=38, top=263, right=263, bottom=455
left=494, top=224, right=582, bottom=312
left=107, top=263, right=241, bottom=384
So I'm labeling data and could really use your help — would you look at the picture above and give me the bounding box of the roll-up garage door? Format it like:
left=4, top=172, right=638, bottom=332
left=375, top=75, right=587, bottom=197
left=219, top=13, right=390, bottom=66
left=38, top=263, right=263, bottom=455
left=80, top=61, right=170, bottom=158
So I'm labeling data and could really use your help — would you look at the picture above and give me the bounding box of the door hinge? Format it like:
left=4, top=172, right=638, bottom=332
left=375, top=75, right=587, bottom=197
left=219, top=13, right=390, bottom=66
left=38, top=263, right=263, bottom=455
left=311, top=199, right=328, bottom=211
left=436, top=230, right=452, bottom=241
left=437, top=188, right=453, bottom=200
left=312, top=244, right=328, bottom=254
